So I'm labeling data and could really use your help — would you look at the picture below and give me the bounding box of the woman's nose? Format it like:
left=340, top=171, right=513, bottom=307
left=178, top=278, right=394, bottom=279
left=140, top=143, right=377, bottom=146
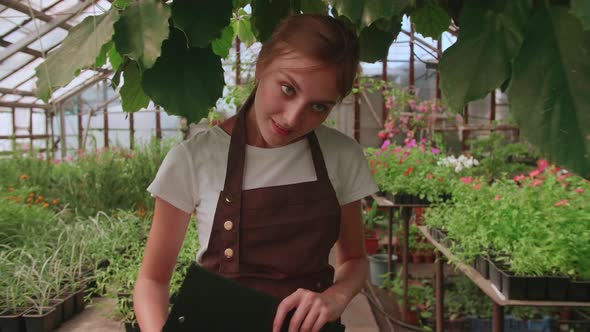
left=282, top=103, right=306, bottom=128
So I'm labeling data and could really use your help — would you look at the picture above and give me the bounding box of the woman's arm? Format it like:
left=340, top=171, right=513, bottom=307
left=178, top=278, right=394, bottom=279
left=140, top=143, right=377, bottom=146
left=273, top=199, right=369, bottom=332
left=133, top=197, right=192, bottom=332
left=325, top=199, right=369, bottom=304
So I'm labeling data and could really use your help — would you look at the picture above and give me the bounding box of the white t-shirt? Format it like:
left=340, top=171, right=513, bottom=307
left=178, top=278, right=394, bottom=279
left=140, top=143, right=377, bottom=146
left=147, top=124, right=378, bottom=262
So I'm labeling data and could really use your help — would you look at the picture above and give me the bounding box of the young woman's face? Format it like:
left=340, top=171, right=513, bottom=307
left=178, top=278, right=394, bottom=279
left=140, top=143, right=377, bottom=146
left=248, top=52, right=341, bottom=148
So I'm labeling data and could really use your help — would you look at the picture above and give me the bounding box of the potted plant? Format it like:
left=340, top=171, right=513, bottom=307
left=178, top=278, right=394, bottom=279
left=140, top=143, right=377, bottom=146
left=362, top=200, right=380, bottom=255
left=368, top=252, right=397, bottom=287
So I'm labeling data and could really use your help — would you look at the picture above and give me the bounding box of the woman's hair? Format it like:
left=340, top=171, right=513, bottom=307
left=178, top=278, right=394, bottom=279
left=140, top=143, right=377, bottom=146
left=255, top=14, right=360, bottom=98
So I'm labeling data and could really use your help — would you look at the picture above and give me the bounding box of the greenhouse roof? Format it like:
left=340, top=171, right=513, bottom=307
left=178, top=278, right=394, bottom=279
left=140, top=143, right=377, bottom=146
left=0, top=0, right=113, bottom=109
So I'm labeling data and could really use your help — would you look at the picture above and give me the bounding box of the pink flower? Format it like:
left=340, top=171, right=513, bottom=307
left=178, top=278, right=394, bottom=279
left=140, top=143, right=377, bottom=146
left=426, top=173, right=434, bottom=179
left=416, top=114, right=424, bottom=121
left=393, top=147, right=403, bottom=154
left=417, top=104, right=427, bottom=113
left=554, top=199, right=568, bottom=207
left=406, top=139, right=417, bottom=149
left=537, top=159, right=548, bottom=172
left=513, top=174, right=526, bottom=183
left=574, top=188, right=585, bottom=193
left=53, top=159, right=61, bottom=165
left=530, top=179, right=543, bottom=187
left=378, top=131, right=387, bottom=139
left=460, top=177, right=473, bottom=184
left=494, top=195, right=502, bottom=201
left=385, top=121, right=394, bottom=131
left=385, top=96, right=393, bottom=110
left=380, top=139, right=391, bottom=151
left=529, top=169, right=541, bottom=178
left=473, top=184, right=481, bottom=190
left=432, top=148, right=440, bottom=155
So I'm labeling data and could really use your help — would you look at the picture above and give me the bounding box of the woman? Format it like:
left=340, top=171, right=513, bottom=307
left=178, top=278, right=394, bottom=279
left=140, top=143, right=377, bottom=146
left=133, top=13, right=378, bottom=332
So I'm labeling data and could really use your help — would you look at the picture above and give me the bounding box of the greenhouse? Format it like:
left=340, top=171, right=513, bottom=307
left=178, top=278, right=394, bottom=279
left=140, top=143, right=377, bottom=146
left=1, top=1, right=589, bottom=332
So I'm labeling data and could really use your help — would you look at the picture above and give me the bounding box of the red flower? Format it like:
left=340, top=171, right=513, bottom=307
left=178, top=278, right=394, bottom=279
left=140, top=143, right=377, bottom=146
left=426, top=173, right=434, bottom=180
left=460, top=176, right=473, bottom=184
left=529, top=169, right=541, bottom=178
left=530, top=179, right=543, bottom=187
left=473, top=184, right=481, bottom=190
left=513, top=174, right=526, bottom=183
left=574, top=188, right=585, bottom=193
left=494, top=195, right=502, bottom=201
left=554, top=199, right=568, bottom=207
left=403, top=167, right=414, bottom=176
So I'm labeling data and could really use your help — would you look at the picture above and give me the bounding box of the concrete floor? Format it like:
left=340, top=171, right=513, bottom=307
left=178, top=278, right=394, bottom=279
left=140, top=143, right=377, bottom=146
left=56, top=249, right=380, bottom=332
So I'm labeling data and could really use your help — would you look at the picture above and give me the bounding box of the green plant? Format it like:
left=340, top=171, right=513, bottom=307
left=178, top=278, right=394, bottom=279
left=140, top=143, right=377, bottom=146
left=424, top=165, right=590, bottom=278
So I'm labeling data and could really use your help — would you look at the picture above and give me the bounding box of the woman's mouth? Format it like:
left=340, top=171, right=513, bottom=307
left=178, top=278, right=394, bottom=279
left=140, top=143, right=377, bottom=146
left=271, top=119, right=291, bottom=137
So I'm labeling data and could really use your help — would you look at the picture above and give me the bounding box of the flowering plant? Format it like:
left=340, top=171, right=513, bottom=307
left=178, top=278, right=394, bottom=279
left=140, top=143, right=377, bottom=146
left=368, top=137, right=458, bottom=202
left=424, top=161, right=590, bottom=279
left=437, top=155, right=480, bottom=173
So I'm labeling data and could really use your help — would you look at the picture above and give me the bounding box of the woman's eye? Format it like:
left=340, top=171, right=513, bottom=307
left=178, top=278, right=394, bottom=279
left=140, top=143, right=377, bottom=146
left=312, top=104, right=327, bottom=113
left=281, top=84, right=295, bottom=96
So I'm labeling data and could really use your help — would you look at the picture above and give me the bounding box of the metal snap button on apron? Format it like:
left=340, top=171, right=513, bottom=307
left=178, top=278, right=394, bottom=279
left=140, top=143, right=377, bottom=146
left=223, top=220, right=233, bottom=231
left=225, top=194, right=233, bottom=203
left=178, top=316, right=185, bottom=323
left=224, top=248, right=234, bottom=258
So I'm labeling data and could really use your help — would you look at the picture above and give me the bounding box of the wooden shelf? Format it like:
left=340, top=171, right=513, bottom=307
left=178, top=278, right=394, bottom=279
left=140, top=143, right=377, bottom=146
left=418, top=226, right=590, bottom=307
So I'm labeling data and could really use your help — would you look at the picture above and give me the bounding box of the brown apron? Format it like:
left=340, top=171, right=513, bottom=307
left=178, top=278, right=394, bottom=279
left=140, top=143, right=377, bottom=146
left=162, top=91, right=344, bottom=331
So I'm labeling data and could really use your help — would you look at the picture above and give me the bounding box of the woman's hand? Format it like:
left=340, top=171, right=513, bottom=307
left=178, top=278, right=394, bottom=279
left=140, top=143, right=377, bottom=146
left=272, top=288, right=348, bottom=332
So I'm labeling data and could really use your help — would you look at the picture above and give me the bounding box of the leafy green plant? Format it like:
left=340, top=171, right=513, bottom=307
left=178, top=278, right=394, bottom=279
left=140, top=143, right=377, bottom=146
left=424, top=164, right=590, bottom=278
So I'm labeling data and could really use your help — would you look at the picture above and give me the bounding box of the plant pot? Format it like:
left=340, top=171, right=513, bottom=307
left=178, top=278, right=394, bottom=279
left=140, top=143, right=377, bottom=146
left=423, top=251, right=435, bottom=263
left=124, top=320, right=141, bottom=332
left=399, top=308, right=420, bottom=325
left=22, top=307, right=57, bottom=332
left=567, top=279, right=590, bottom=301
left=546, top=276, right=569, bottom=301
left=488, top=259, right=503, bottom=292
left=74, top=283, right=87, bottom=314
left=59, top=291, right=76, bottom=322
left=0, top=307, right=28, bottom=332
left=48, top=298, right=64, bottom=329
left=498, top=267, right=546, bottom=300
left=368, top=254, right=397, bottom=286
left=475, top=256, right=489, bottom=279
left=364, top=236, right=379, bottom=255
left=411, top=252, right=423, bottom=263
left=393, top=193, right=431, bottom=206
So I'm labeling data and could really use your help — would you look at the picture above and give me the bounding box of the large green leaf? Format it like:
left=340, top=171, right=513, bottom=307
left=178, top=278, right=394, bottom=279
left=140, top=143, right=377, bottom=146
left=331, top=0, right=410, bottom=28
left=439, top=0, right=531, bottom=112
left=359, top=18, right=400, bottom=63
left=571, top=0, right=590, bottom=30
left=301, top=0, right=328, bottom=14
left=232, top=12, right=256, bottom=48
left=212, top=25, right=235, bottom=58
left=251, top=0, right=291, bottom=42
left=113, top=0, right=171, bottom=70
left=108, top=42, right=123, bottom=70
left=172, top=1, right=233, bottom=48
left=113, top=0, right=132, bottom=9
left=120, top=61, right=150, bottom=113
left=508, top=6, right=590, bottom=178
left=411, top=0, right=451, bottom=39
left=34, top=9, right=120, bottom=102
left=142, top=28, right=225, bottom=124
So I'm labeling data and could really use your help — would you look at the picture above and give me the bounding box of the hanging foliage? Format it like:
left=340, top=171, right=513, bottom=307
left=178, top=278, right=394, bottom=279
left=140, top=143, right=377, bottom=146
left=33, top=0, right=590, bottom=177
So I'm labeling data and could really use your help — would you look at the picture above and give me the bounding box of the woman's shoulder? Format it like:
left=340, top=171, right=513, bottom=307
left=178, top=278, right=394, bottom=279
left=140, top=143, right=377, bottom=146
left=183, top=123, right=230, bottom=157
left=315, top=125, right=362, bottom=154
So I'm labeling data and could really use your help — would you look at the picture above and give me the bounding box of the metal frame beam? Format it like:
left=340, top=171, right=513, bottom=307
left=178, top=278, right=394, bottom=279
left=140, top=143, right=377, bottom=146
left=0, top=0, right=92, bottom=63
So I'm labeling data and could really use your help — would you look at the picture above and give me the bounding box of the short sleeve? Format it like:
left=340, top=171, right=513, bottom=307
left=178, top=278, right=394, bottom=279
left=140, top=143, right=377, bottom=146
left=147, top=143, right=197, bottom=214
left=337, top=142, right=379, bottom=206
